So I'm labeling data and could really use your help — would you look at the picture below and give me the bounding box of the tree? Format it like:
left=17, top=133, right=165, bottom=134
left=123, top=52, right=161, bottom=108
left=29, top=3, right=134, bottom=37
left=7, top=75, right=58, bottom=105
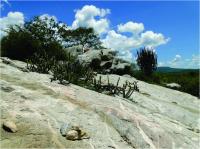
left=62, top=27, right=102, bottom=51
left=136, top=47, right=157, bottom=76
left=1, top=16, right=68, bottom=61
left=1, top=25, right=40, bottom=61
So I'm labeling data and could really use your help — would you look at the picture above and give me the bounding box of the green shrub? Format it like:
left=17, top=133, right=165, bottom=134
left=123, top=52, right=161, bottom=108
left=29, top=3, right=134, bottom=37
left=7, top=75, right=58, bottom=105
left=51, top=54, right=94, bottom=86
left=26, top=50, right=56, bottom=74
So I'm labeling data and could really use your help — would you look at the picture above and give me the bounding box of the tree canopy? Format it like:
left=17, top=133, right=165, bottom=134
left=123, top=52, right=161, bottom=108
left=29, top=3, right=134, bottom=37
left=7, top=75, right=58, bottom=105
left=62, top=27, right=103, bottom=50
left=1, top=16, right=68, bottom=61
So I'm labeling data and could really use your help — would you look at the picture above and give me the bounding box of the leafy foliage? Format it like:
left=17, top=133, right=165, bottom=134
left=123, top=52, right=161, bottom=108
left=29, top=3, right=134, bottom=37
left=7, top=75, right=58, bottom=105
left=137, top=47, right=157, bottom=76
left=26, top=50, right=56, bottom=74
left=51, top=53, right=94, bottom=85
left=92, top=76, right=139, bottom=99
left=133, top=71, right=199, bottom=97
left=1, top=26, right=39, bottom=61
left=62, top=27, right=103, bottom=50
left=1, top=16, right=68, bottom=61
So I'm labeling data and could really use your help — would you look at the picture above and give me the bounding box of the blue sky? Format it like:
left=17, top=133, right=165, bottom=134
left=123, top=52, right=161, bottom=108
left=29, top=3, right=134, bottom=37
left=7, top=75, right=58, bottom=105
left=1, top=0, right=199, bottom=68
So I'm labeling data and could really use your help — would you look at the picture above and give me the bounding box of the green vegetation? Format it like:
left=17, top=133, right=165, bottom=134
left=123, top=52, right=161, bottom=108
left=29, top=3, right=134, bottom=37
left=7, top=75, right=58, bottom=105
left=157, top=67, right=198, bottom=73
left=62, top=27, right=103, bottom=50
left=1, top=16, right=68, bottom=61
left=136, top=47, right=157, bottom=76
left=133, top=71, right=199, bottom=97
left=93, top=76, right=139, bottom=99
left=51, top=59, right=94, bottom=86
left=26, top=50, right=56, bottom=73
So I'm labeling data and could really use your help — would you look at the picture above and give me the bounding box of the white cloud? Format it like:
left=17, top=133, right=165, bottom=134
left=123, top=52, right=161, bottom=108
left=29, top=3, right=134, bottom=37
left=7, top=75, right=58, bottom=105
left=102, top=30, right=135, bottom=51
left=118, top=21, right=144, bottom=34
left=172, top=54, right=182, bottom=63
left=140, top=31, right=169, bottom=47
left=102, top=30, right=168, bottom=61
left=161, top=54, right=200, bottom=69
left=72, top=5, right=110, bottom=34
left=168, top=54, right=182, bottom=67
left=0, top=11, right=24, bottom=38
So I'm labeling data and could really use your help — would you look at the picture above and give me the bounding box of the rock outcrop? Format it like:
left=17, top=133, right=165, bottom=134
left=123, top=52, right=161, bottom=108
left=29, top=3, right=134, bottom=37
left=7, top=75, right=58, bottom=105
left=0, top=57, right=199, bottom=148
left=65, top=46, right=132, bottom=75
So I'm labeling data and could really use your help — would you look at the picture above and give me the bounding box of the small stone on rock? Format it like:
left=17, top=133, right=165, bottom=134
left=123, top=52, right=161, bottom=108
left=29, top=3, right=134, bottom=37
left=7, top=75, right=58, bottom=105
left=3, top=121, right=18, bottom=133
left=66, top=130, right=79, bottom=140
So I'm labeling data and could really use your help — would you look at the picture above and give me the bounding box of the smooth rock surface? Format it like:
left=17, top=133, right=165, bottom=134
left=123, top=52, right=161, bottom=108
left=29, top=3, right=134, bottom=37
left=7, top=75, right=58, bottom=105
left=0, top=57, right=200, bottom=149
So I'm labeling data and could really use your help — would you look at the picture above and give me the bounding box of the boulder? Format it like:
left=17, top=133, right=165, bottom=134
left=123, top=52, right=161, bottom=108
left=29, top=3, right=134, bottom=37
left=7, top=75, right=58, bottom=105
left=166, top=83, right=181, bottom=88
left=64, top=45, right=83, bottom=56
left=78, top=49, right=101, bottom=65
left=66, top=46, right=132, bottom=75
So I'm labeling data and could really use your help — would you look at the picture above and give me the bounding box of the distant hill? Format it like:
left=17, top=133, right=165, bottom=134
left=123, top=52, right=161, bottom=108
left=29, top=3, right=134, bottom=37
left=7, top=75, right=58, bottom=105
left=156, top=67, right=199, bottom=73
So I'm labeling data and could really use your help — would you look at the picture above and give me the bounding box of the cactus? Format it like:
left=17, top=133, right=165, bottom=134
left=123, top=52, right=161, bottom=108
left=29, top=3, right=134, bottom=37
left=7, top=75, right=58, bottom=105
left=92, top=76, right=139, bottom=99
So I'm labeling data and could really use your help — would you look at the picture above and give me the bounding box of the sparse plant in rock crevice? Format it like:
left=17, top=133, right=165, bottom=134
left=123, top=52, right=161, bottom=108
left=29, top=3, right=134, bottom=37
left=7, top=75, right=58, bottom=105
left=92, top=76, right=139, bottom=99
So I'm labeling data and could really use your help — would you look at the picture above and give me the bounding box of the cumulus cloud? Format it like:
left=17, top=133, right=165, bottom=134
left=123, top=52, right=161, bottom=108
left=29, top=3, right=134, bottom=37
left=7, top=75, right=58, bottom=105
left=72, top=5, right=110, bottom=34
left=70, top=5, right=169, bottom=61
left=102, top=30, right=169, bottom=60
left=0, top=11, right=24, bottom=38
left=118, top=21, right=144, bottom=34
left=102, top=30, right=137, bottom=51
left=140, top=31, right=169, bottom=47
